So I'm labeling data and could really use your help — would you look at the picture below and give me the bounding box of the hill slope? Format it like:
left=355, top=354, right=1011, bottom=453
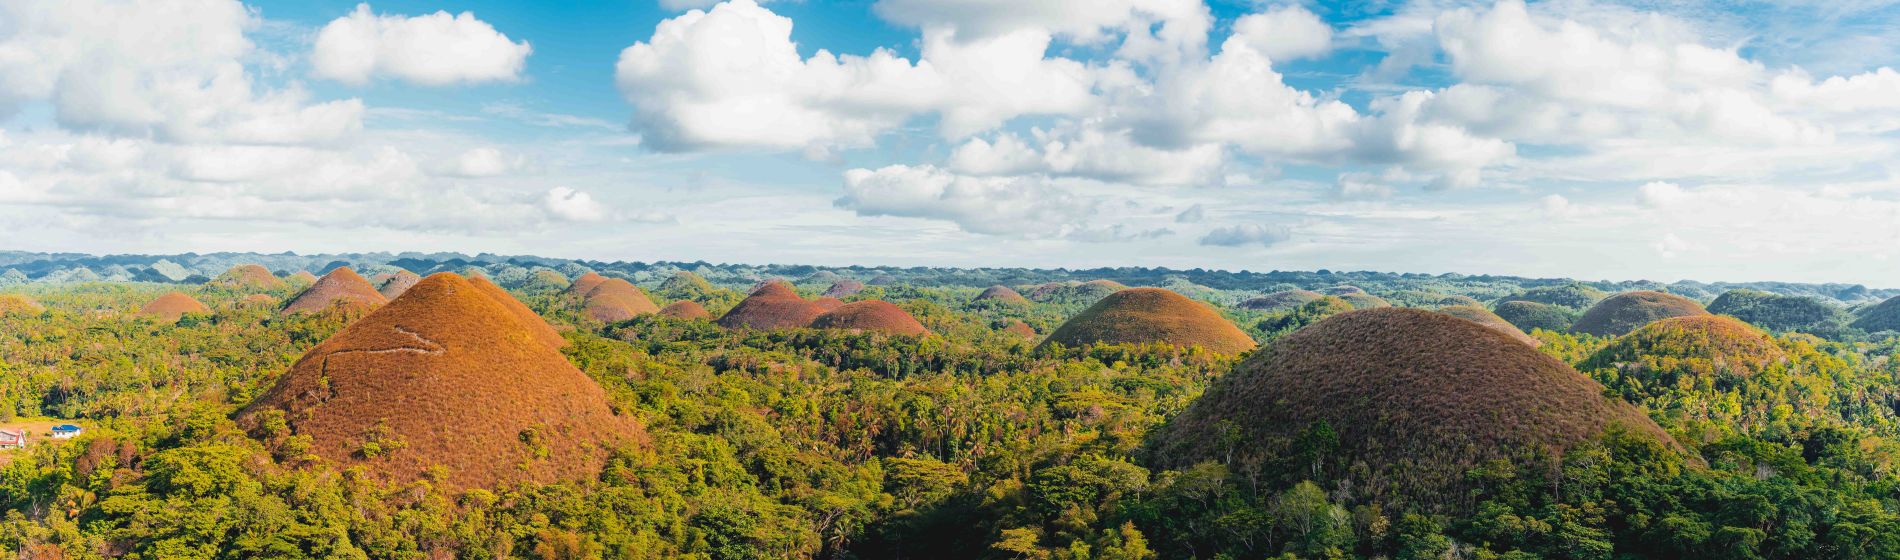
left=1572, top=291, right=1709, bottom=336
left=1438, top=305, right=1540, bottom=347
left=210, top=264, right=285, bottom=290
left=141, top=292, right=209, bottom=323
left=811, top=300, right=928, bottom=336
left=1149, top=308, right=1676, bottom=508
left=283, top=267, right=388, bottom=315
left=1040, top=288, right=1254, bottom=354
left=237, top=273, right=641, bottom=488
left=717, top=282, right=822, bottom=330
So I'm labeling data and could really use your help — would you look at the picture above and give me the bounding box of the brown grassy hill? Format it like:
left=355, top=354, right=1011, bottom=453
left=377, top=270, right=422, bottom=299
left=1438, top=305, right=1540, bottom=347
left=284, top=267, right=388, bottom=315
left=717, top=282, right=822, bottom=330
left=1493, top=300, right=1575, bottom=333
left=1436, top=295, right=1482, bottom=307
left=467, top=275, right=565, bottom=349
left=288, top=270, right=318, bottom=284
left=1338, top=293, right=1391, bottom=309
left=140, top=292, right=209, bottom=323
left=238, top=294, right=278, bottom=308
left=582, top=278, right=660, bottom=323
left=813, top=296, right=845, bottom=311
left=750, top=279, right=794, bottom=295
left=658, top=300, right=711, bottom=320
left=811, top=300, right=928, bottom=336
left=1003, top=319, right=1037, bottom=339
left=1322, top=285, right=1366, bottom=295
left=1085, top=279, right=1128, bottom=291
left=1851, top=296, right=1900, bottom=332
left=210, top=264, right=285, bottom=290
left=1040, top=288, right=1255, bottom=354
left=1581, top=315, right=1786, bottom=387
left=824, top=280, right=865, bottom=298
left=1239, top=290, right=1322, bottom=312
left=0, top=294, right=45, bottom=316
left=1149, top=308, right=1678, bottom=509
left=974, top=285, right=1029, bottom=304
left=236, top=273, right=643, bottom=489
left=565, top=272, right=609, bottom=297
left=1572, top=291, right=1708, bottom=337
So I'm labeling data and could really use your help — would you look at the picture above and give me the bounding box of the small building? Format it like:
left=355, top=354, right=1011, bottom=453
left=0, top=429, right=22, bottom=449
left=48, top=424, right=80, bottom=439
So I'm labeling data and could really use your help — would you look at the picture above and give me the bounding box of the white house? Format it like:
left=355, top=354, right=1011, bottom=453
left=48, top=424, right=80, bottom=439
left=0, top=429, right=23, bottom=449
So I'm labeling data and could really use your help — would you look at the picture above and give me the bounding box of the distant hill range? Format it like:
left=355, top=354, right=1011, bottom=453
left=0, top=250, right=1888, bottom=304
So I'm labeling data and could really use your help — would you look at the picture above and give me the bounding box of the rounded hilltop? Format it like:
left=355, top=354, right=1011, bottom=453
left=1707, top=289, right=1845, bottom=332
left=1337, top=292, right=1390, bottom=309
left=1438, top=304, right=1540, bottom=347
left=141, top=291, right=209, bottom=323
left=581, top=278, right=659, bottom=323
left=1498, top=282, right=1608, bottom=310
left=973, top=285, right=1028, bottom=304
left=376, top=270, right=422, bottom=299
left=1493, top=300, right=1574, bottom=333
left=658, top=300, right=711, bottom=320
left=1149, top=307, right=1679, bottom=508
left=209, top=264, right=284, bottom=290
left=237, top=272, right=642, bottom=489
left=824, top=279, right=865, bottom=298
left=1572, top=290, right=1708, bottom=337
left=1040, top=287, right=1254, bottom=354
left=283, top=267, right=387, bottom=315
left=1850, top=295, right=1900, bottom=333
left=1581, top=315, right=1786, bottom=398
left=1239, top=290, right=1323, bottom=313
left=811, top=300, right=928, bottom=336
left=717, top=281, right=822, bottom=330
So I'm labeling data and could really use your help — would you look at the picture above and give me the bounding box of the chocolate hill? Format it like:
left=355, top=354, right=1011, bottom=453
left=1493, top=301, right=1574, bottom=333
left=813, top=297, right=845, bottom=312
left=1708, top=289, right=1845, bottom=332
left=0, top=294, right=45, bottom=316
left=1040, top=288, right=1255, bottom=354
left=468, top=276, right=565, bottom=349
left=1149, top=308, right=1678, bottom=508
left=565, top=272, right=610, bottom=298
left=210, top=264, right=285, bottom=290
left=1435, top=295, right=1482, bottom=308
left=973, top=285, right=1028, bottom=304
left=1572, top=291, right=1708, bottom=337
left=582, top=278, right=659, bottom=323
left=1438, top=305, right=1540, bottom=347
left=824, top=280, right=865, bottom=298
left=237, top=273, right=641, bottom=488
left=811, top=300, right=928, bottom=336
left=1002, top=319, right=1037, bottom=339
left=377, top=270, right=422, bottom=299
left=288, top=270, right=319, bottom=284
left=1499, top=282, right=1607, bottom=310
left=140, top=292, right=209, bottom=323
left=1581, top=315, right=1785, bottom=396
left=1321, top=285, right=1366, bottom=296
left=1850, top=296, right=1900, bottom=332
left=283, top=267, right=388, bottom=315
left=1338, top=293, right=1390, bottom=309
left=1239, top=290, right=1322, bottom=312
left=716, top=282, right=822, bottom=330
left=657, top=271, right=716, bottom=300
left=658, top=300, right=711, bottom=320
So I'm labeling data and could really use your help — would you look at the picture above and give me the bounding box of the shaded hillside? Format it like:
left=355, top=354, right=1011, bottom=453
left=824, top=280, right=865, bottom=298
left=1338, top=293, right=1390, bottom=309
left=1238, top=290, right=1322, bottom=312
left=376, top=270, right=422, bottom=299
left=237, top=273, right=643, bottom=488
left=1149, top=308, right=1677, bottom=509
left=283, top=267, right=387, bottom=315
left=973, top=285, right=1028, bottom=304
left=1492, top=300, right=1574, bottom=333
left=1851, top=296, right=1900, bottom=333
left=1572, top=291, right=1708, bottom=337
left=658, top=300, right=711, bottom=320
left=812, top=300, right=928, bottom=336
left=1498, top=282, right=1608, bottom=309
left=1041, top=288, right=1254, bottom=354
left=1438, top=305, right=1539, bottom=347
left=1707, top=289, right=1847, bottom=332
left=717, top=282, right=822, bottom=330
left=209, top=264, right=284, bottom=290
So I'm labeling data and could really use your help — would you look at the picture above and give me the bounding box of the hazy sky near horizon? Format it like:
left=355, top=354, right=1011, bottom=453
left=3, top=0, right=1900, bottom=285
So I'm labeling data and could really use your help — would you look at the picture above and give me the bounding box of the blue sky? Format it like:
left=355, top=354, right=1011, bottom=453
left=4, top=0, right=1900, bottom=285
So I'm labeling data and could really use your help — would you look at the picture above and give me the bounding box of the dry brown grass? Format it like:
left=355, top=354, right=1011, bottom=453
left=284, top=267, right=388, bottom=315
left=0, top=294, right=44, bottom=317
left=1338, top=293, right=1391, bottom=309
left=1438, top=305, right=1540, bottom=347
left=468, top=275, right=566, bottom=349
left=1239, top=290, right=1323, bottom=312
left=717, top=282, right=822, bottom=330
left=1003, top=319, right=1037, bottom=338
left=565, top=272, right=609, bottom=297
left=974, top=285, right=1029, bottom=304
left=811, top=300, right=928, bottom=336
left=237, top=273, right=644, bottom=489
left=288, top=270, right=318, bottom=284
left=581, top=278, right=659, bottom=323
left=210, top=264, right=285, bottom=290
left=1582, top=315, right=1786, bottom=380
left=1041, top=288, right=1255, bottom=355
left=658, top=300, right=711, bottom=320
left=1572, top=290, right=1708, bottom=337
left=812, top=296, right=845, bottom=311
left=140, top=292, right=209, bottom=323
left=1150, top=308, right=1678, bottom=509
left=377, top=270, right=422, bottom=299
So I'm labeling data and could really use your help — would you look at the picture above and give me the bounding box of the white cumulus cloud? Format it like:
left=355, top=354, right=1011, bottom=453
left=1199, top=224, right=1291, bottom=247
left=312, top=3, right=532, bottom=86
left=1231, top=5, right=1333, bottom=61
left=543, top=187, right=610, bottom=222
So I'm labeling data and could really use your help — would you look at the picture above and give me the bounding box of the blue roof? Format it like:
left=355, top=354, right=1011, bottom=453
left=51, top=424, right=79, bottom=431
